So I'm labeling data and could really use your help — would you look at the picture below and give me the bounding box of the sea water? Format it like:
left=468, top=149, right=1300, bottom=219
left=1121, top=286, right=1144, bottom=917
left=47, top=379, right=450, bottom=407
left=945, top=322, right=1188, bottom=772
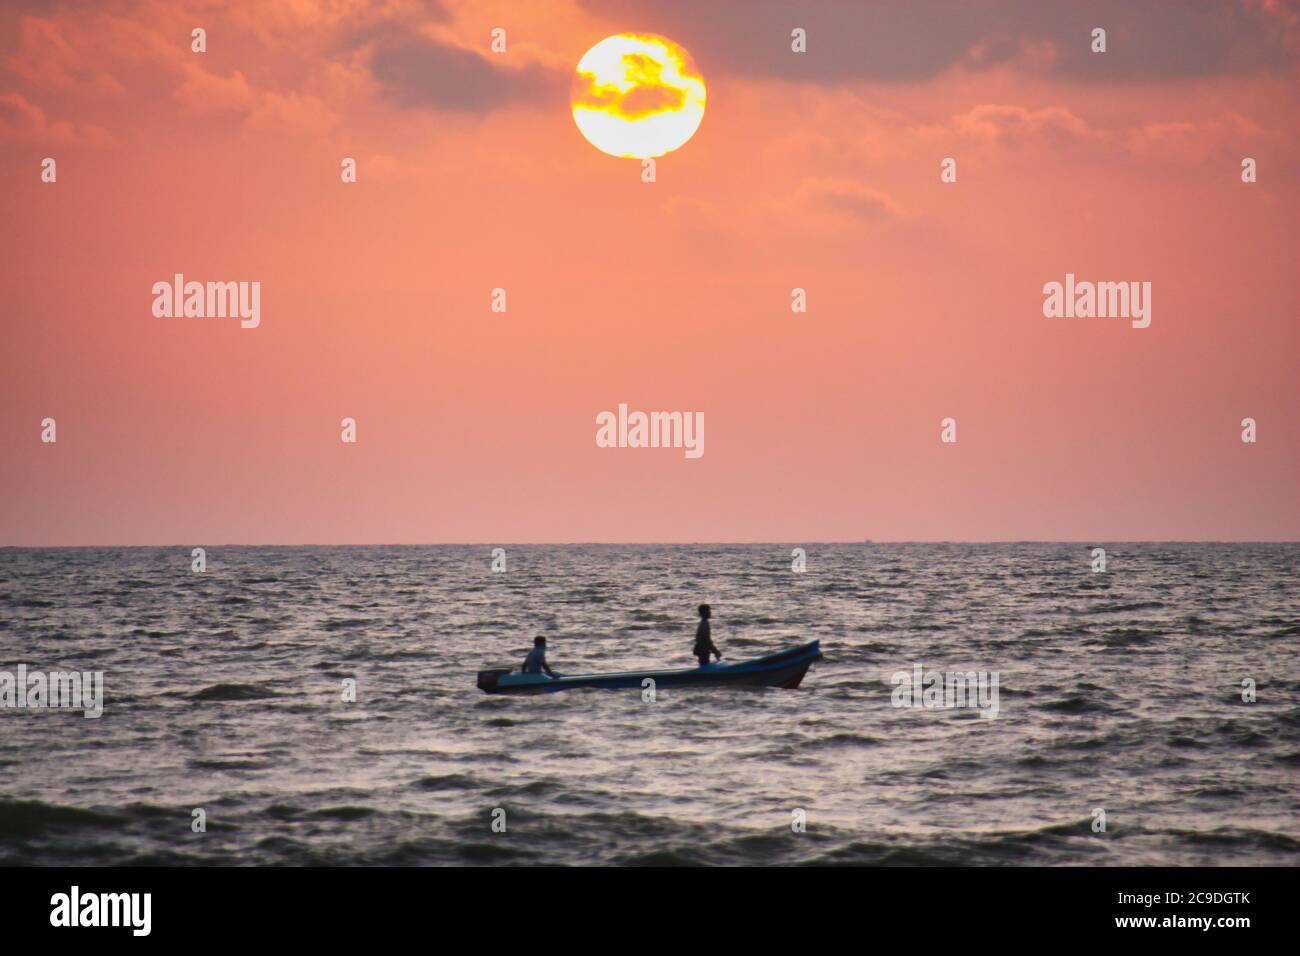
left=1, top=543, right=1296, bottom=865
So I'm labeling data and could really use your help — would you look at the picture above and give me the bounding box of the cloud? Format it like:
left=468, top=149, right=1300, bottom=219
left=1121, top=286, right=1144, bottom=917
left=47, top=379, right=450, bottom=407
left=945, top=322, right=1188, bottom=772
left=579, top=0, right=1300, bottom=84
left=6, top=15, right=125, bottom=95
left=173, top=65, right=257, bottom=114
left=1125, top=111, right=1289, bottom=165
left=368, top=31, right=566, bottom=113
left=0, top=90, right=112, bottom=145
left=793, top=177, right=906, bottom=223
left=954, top=104, right=1094, bottom=146
left=575, top=57, right=685, bottom=119
left=245, top=90, right=338, bottom=136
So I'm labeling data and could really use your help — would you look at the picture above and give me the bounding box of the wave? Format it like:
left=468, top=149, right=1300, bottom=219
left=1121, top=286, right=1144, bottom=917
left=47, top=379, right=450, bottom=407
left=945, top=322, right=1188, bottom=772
left=0, top=799, right=122, bottom=838
left=7, top=797, right=1299, bottom=866
left=322, top=617, right=377, bottom=631
left=1093, top=627, right=1164, bottom=647
left=412, top=773, right=480, bottom=792
left=807, top=732, right=883, bottom=749
left=190, top=683, right=280, bottom=701
left=1040, top=695, right=1113, bottom=715
left=1079, top=601, right=1167, bottom=614
left=1179, top=827, right=1300, bottom=852
left=188, top=757, right=274, bottom=770
left=306, top=805, right=377, bottom=821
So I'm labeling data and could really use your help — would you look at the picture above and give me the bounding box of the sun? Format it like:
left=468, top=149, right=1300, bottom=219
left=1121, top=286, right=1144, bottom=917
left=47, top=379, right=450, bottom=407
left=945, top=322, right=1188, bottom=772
left=571, top=34, right=706, bottom=159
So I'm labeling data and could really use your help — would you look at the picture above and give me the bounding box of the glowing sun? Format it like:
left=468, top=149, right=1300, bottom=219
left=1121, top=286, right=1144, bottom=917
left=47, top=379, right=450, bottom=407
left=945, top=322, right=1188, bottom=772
left=571, top=34, right=706, bottom=159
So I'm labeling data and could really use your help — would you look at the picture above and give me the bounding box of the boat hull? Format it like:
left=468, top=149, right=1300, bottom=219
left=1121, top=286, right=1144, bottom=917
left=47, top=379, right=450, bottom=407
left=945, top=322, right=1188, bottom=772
left=477, top=640, right=821, bottom=694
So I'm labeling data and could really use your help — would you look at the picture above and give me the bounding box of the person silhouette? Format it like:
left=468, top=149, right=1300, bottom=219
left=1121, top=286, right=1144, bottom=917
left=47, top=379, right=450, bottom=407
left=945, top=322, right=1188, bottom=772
left=693, top=604, right=722, bottom=667
left=521, top=635, right=556, bottom=678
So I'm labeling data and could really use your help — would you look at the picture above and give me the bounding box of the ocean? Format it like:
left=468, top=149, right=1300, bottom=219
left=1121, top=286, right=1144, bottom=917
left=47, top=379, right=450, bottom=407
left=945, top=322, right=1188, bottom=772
left=1, top=543, right=1297, bottom=866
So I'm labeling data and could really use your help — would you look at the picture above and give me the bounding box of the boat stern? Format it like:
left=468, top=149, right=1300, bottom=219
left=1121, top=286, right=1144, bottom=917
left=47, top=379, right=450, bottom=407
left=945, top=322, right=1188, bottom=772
left=476, top=668, right=512, bottom=693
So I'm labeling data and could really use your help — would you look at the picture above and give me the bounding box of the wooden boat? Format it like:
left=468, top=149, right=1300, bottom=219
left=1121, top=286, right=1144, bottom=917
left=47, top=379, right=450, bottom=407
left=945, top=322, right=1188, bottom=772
left=476, top=640, right=822, bottom=694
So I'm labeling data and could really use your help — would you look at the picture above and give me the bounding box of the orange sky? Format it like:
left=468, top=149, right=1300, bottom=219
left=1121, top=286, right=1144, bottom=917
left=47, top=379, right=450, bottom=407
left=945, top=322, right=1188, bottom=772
left=2, top=0, right=1297, bottom=544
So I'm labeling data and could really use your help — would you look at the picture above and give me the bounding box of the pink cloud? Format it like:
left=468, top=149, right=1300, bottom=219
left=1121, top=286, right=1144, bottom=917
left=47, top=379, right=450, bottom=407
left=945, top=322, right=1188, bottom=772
left=6, top=16, right=125, bottom=95
left=955, top=103, right=1094, bottom=145
left=0, top=90, right=112, bottom=145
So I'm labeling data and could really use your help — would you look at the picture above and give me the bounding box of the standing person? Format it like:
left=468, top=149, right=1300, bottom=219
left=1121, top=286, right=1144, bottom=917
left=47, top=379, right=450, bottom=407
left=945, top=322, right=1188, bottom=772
left=693, top=604, right=722, bottom=666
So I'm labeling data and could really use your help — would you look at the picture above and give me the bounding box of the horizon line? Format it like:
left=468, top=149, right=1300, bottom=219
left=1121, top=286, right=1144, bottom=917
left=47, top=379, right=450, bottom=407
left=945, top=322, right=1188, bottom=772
left=3, top=540, right=1298, bottom=549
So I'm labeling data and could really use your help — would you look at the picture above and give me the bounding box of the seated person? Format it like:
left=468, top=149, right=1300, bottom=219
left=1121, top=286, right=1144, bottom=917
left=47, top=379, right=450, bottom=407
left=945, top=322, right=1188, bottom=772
left=522, top=635, right=556, bottom=678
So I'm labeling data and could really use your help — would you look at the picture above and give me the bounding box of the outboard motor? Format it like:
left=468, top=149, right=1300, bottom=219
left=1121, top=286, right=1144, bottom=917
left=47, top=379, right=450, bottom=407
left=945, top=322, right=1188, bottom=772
left=477, top=668, right=512, bottom=693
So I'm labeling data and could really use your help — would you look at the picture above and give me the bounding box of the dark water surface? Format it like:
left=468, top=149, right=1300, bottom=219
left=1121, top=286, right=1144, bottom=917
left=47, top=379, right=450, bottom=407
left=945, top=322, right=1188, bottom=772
left=1, top=544, right=1297, bottom=865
